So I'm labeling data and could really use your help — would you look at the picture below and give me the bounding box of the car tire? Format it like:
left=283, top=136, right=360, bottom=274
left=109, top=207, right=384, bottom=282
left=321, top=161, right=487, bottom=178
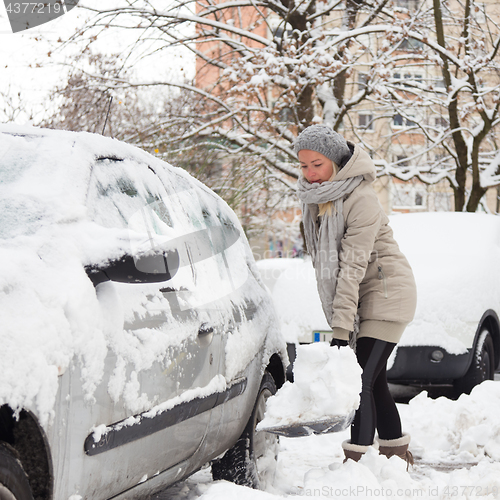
left=0, top=443, right=34, bottom=500
left=454, top=329, right=495, bottom=397
left=211, top=371, right=278, bottom=489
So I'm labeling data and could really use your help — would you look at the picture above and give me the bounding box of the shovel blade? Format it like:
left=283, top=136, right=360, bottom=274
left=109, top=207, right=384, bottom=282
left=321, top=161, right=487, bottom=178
left=258, top=411, right=355, bottom=438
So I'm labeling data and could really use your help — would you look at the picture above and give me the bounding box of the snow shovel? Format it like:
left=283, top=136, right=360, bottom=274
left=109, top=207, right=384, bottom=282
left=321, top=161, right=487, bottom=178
left=257, top=411, right=355, bottom=438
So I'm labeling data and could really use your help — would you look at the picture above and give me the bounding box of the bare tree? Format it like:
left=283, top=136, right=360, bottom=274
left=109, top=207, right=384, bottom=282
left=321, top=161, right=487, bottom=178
left=63, top=0, right=396, bottom=179
left=0, top=86, right=35, bottom=123
left=39, top=50, right=160, bottom=141
left=46, top=0, right=500, bottom=213
left=370, top=0, right=500, bottom=212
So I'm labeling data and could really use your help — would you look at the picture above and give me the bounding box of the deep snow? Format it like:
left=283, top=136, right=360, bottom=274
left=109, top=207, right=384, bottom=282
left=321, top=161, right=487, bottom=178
left=3, top=126, right=500, bottom=499
left=155, top=380, right=500, bottom=500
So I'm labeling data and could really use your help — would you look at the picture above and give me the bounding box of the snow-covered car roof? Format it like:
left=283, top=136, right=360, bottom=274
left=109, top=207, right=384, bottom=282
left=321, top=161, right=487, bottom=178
left=257, top=212, right=500, bottom=352
left=0, top=124, right=219, bottom=239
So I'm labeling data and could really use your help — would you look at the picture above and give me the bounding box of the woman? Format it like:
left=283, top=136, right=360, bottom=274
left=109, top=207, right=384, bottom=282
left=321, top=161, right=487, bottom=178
left=294, top=124, right=417, bottom=466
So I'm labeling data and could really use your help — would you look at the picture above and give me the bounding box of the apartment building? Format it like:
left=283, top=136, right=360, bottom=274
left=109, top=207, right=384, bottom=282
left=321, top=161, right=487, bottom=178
left=193, top=0, right=500, bottom=255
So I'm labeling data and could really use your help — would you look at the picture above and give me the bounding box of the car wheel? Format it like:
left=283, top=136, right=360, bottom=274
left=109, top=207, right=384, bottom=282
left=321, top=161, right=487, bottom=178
left=454, top=329, right=495, bottom=397
left=211, top=371, right=278, bottom=489
left=0, top=443, right=34, bottom=500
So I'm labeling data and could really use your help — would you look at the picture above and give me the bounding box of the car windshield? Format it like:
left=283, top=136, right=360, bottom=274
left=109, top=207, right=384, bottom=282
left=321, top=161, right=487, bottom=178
left=0, top=197, right=53, bottom=239
left=0, top=132, right=93, bottom=240
left=0, top=137, right=56, bottom=239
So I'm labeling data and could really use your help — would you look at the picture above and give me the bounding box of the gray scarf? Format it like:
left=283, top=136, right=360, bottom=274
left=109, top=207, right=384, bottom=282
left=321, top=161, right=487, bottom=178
left=297, top=174, right=363, bottom=349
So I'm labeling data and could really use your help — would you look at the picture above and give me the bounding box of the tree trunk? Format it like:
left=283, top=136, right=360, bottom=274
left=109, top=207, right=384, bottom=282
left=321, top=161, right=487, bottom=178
left=297, top=85, right=315, bottom=131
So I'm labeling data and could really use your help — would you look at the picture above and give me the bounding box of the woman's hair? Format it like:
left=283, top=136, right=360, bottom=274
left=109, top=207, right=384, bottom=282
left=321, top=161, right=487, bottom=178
left=318, top=167, right=339, bottom=217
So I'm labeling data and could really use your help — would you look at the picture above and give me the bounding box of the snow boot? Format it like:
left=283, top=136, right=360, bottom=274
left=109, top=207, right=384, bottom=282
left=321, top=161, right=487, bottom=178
left=378, top=433, right=414, bottom=470
left=342, top=440, right=371, bottom=463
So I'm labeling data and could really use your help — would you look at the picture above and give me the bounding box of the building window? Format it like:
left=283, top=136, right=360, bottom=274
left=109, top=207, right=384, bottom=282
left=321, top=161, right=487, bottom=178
left=393, top=72, right=422, bottom=87
left=272, top=25, right=293, bottom=41
left=396, top=0, right=420, bottom=11
left=399, top=37, right=424, bottom=51
left=435, top=78, right=446, bottom=88
left=395, top=155, right=410, bottom=167
left=358, top=114, right=373, bottom=131
left=358, top=73, right=369, bottom=92
left=278, top=107, right=293, bottom=123
left=435, top=117, right=448, bottom=128
left=434, top=151, right=450, bottom=166
left=394, top=114, right=404, bottom=127
left=403, top=73, right=422, bottom=86
left=393, top=114, right=417, bottom=128
left=392, top=184, right=427, bottom=210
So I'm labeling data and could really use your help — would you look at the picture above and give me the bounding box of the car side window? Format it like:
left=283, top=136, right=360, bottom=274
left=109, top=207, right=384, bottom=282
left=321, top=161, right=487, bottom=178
left=87, top=157, right=175, bottom=236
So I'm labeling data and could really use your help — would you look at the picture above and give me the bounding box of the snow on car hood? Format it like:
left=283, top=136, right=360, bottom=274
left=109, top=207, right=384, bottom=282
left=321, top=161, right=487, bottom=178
left=258, top=212, right=500, bottom=353
left=390, top=212, right=500, bottom=353
left=0, top=125, right=283, bottom=426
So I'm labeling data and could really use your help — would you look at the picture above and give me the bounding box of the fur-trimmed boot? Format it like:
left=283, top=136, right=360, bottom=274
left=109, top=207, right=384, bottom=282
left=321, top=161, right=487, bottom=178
left=342, top=440, right=371, bottom=463
left=378, top=433, right=414, bottom=470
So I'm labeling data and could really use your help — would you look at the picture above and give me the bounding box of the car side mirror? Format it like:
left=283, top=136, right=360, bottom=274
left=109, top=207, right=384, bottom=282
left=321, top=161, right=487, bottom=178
left=85, top=249, right=180, bottom=286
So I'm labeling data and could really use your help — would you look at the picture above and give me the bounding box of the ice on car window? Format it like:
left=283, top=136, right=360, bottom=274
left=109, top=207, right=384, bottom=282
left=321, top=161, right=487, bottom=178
left=87, top=158, right=174, bottom=235
left=0, top=145, right=38, bottom=186
left=0, top=136, right=65, bottom=238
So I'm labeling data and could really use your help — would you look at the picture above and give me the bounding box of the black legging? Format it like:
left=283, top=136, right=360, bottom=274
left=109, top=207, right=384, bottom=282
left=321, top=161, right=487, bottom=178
left=350, top=337, right=402, bottom=446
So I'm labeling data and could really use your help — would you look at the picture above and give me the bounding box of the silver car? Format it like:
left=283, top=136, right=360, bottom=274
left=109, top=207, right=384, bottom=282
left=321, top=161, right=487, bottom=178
left=0, top=125, right=286, bottom=499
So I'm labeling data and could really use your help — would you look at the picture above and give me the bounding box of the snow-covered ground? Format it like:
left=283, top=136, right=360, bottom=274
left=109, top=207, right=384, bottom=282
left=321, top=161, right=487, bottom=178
left=155, top=379, right=500, bottom=500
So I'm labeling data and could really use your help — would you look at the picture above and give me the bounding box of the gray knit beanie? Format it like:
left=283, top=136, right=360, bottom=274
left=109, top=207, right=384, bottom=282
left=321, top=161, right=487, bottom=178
left=294, top=125, right=351, bottom=167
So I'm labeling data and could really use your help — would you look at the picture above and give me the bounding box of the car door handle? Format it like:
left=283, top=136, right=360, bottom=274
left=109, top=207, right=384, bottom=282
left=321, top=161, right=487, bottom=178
left=197, top=324, right=214, bottom=347
left=160, top=286, right=190, bottom=295
left=198, top=324, right=214, bottom=336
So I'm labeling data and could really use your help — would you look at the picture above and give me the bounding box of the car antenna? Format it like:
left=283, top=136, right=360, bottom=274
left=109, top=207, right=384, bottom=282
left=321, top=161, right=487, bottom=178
left=102, top=96, right=113, bottom=136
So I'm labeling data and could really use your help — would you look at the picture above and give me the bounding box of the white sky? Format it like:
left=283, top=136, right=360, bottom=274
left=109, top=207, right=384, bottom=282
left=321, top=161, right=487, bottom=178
left=0, top=4, right=88, bottom=122
left=0, top=2, right=194, bottom=124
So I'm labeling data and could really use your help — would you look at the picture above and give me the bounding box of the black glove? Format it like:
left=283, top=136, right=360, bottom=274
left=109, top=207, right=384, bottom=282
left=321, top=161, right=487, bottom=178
left=330, top=337, right=348, bottom=348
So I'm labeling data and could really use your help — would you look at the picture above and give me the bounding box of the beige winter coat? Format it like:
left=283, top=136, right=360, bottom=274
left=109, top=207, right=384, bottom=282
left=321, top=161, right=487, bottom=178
left=328, top=145, right=417, bottom=344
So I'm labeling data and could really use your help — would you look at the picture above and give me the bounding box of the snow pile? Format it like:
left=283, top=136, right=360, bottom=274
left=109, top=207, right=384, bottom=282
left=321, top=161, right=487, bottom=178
left=258, top=343, right=361, bottom=429
left=399, top=381, right=500, bottom=463
left=282, top=383, right=500, bottom=500
left=298, top=446, right=500, bottom=500
left=183, top=381, right=500, bottom=500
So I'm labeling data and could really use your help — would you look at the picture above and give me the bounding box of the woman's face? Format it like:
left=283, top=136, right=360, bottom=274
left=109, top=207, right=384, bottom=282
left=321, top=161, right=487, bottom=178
left=298, top=149, right=335, bottom=184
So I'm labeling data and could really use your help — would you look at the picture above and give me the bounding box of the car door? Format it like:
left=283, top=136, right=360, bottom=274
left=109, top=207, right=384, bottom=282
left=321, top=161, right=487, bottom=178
left=50, top=156, right=227, bottom=499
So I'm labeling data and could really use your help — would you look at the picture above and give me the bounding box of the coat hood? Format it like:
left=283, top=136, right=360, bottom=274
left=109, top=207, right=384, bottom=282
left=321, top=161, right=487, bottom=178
left=334, top=143, right=376, bottom=183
